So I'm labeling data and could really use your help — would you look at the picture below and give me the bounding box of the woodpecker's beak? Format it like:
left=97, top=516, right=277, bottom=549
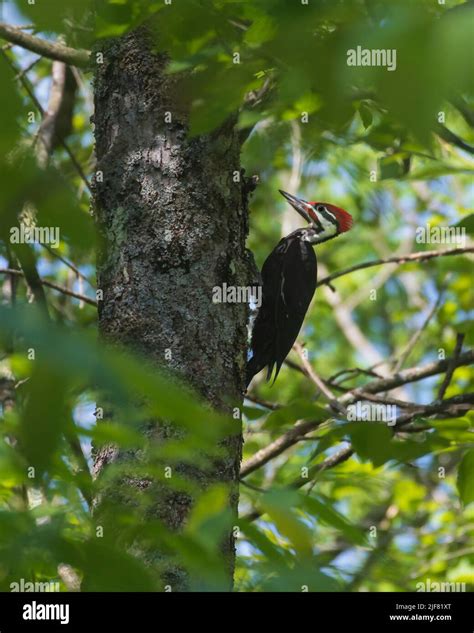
left=279, top=190, right=314, bottom=224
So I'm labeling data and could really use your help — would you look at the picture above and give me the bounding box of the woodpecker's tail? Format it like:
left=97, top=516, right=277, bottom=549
left=246, top=355, right=278, bottom=389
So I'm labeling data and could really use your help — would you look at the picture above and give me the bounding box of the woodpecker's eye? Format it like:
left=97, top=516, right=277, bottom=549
left=316, top=205, right=326, bottom=213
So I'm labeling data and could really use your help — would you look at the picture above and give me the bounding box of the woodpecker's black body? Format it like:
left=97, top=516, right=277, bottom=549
left=246, top=190, right=353, bottom=388
left=246, top=231, right=317, bottom=386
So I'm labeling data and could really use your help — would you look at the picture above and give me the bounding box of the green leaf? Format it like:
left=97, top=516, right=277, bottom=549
left=80, top=540, right=157, bottom=591
left=264, top=399, right=329, bottom=430
left=349, top=423, right=393, bottom=467
left=19, top=367, right=69, bottom=477
left=242, top=405, right=267, bottom=421
left=349, top=423, right=450, bottom=467
left=90, top=423, right=145, bottom=449
left=260, top=491, right=313, bottom=555
left=308, top=423, right=353, bottom=463
left=404, top=164, right=474, bottom=180
left=457, top=449, right=474, bottom=506
left=302, top=495, right=367, bottom=546
left=378, top=155, right=405, bottom=180
left=453, top=320, right=474, bottom=347
left=454, top=213, right=474, bottom=236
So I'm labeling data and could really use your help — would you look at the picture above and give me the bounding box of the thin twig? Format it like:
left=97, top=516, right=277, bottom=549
left=241, top=418, right=327, bottom=477
left=241, top=446, right=354, bottom=522
left=15, top=56, right=41, bottom=80
left=316, top=247, right=474, bottom=289
left=352, top=391, right=420, bottom=409
left=240, top=353, right=474, bottom=478
left=244, top=394, right=281, bottom=411
left=329, top=367, right=384, bottom=384
left=344, top=351, right=473, bottom=401
left=1, top=49, right=92, bottom=194
left=393, top=284, right=447, bottom=373
left=437, top=333, right=465, bottom=400
left=0, top=268, right=97, bottom=306
left=294, top=342, right=346, bottom=415
left=42, top=244, right=94, bottom=285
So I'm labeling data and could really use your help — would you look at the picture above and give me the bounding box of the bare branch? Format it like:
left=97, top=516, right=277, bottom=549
left=240, top=351, right=474, bottom=478
left=241, top=418, right=325, bottom=477
left=437, top=333, right=465, bottom=400
left=1, top=49, right=92, bottom=194
left=291, top=446, right=354, bottom=489
left=241, top=446, right=354, bottom=522
left=352, top=391, right=420, bottom=409
left=394, top=393, right=474, bottom=428
left=0, top=22, right=89, bottom=67
left=316, top=247, right=474, bottom=289
left=36, top=61, right=78, bottom=167
left=393, top=285, right=446, bottom=372
left=241, top=393, right=474, bottom=522
left=244, top=394, right=281, bottom=411
left=294, top=342, right=346, bottom=415
left=343, top=350, right=474, bottom=401
left=0, top=268, right=97, bottom=307
left=42, top=245, right=93, bottom=285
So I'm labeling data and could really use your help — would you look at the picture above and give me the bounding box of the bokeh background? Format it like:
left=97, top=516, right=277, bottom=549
left=0, top=0, right=473, bottom=592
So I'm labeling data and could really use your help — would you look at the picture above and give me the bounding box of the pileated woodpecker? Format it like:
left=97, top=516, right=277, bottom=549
left=246, top=190, right=353, bottom=388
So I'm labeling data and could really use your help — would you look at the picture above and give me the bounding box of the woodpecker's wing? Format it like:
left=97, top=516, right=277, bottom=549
left=270, top=237, right=317, bottom=381
left=247, top=234, right=317, bottom=386
left=245, top=249, right=279, bottom=385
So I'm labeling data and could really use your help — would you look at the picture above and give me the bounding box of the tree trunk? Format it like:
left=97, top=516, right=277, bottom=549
left=92, top=29, right=252, bottom=591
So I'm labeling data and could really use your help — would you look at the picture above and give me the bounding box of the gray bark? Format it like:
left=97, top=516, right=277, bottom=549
left=92, top=28, right=253, bottom=591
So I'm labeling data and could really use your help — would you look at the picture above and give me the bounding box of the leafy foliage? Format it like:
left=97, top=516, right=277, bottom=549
left=0, top=0, right=473, bottom=592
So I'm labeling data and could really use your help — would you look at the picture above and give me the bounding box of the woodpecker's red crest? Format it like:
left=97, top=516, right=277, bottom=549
left=309, top=202, right=353, bottom=233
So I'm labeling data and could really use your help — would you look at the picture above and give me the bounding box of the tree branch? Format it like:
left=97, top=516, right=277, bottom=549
left=0, top=268, right=97, bottom=307
left=241, top=446, right=354, bottom=522
left=241, top=393, right=473, bottom=522
left=240, top=351, right=474, bottom=477
left=344, top=350, right=473, bottom=401
left=392, top=285, right=446, bottom=372
left=1, top=49, right=92, bottom=194
left=12, top=245, right=49, bottom=317
left=241, top=417, right=324, bottom=477
left=42, top=244, right=94, bottom=286
left=0, top=22, right=89, bottom=67
left=437, top=333, right=465, bottom=400
left=394, top=393, right=474, bottom=429
left=294, top=342, right=345, bottom=415
left=316, top=247, right=474, bottom=289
